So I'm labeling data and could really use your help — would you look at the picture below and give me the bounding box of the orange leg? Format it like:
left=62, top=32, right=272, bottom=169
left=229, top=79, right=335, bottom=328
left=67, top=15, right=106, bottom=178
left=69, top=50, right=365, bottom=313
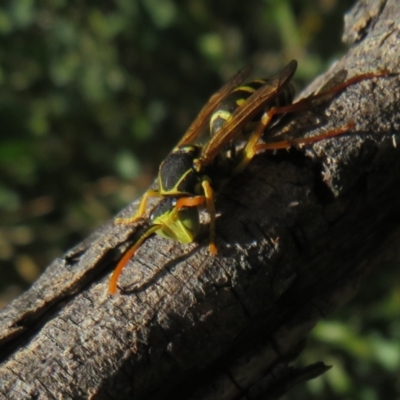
left=235, top=70, right=389, bottom=173
left=202, top=180, right=217, bottom=255
left=275, top=70, right=391, bottom=116
left=175, top=196, right=205, bottom=209
left=254, top=122, right=355, bottom=152
left=234, top=109, right=272, bottom=173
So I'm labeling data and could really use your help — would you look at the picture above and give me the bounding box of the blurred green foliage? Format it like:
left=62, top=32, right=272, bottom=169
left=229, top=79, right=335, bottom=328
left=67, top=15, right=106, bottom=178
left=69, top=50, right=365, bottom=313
left=0, top=0, right=399, bottom=398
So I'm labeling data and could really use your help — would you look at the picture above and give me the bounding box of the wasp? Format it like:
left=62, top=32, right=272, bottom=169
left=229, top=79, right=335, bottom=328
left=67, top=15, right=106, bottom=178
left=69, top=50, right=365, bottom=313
left=109, top=60, right=389, bottom=294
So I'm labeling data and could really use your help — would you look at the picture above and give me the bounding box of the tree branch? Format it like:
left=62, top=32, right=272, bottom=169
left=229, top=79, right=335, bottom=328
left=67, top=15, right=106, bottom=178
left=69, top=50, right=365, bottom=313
left=1, top=1, right=400, bottom=399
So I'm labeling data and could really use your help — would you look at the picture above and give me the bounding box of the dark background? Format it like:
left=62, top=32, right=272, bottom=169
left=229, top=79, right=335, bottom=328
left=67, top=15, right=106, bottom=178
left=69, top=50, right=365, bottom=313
left=0, top=1, right=399, bottom=398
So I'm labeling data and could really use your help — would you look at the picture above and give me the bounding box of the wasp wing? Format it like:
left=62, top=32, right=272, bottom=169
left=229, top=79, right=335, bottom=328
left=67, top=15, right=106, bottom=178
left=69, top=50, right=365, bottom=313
left=176, top=65, right=253, bottom=147
left=199, top=60, right=298, bottom=165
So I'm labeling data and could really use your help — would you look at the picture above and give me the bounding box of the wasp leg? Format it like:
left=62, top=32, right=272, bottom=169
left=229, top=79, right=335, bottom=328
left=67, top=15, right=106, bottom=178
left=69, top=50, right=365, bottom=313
left=109, top=224, right=161, bottom=295
left=234, top=70, right=389, bottom=174
left=234, top=108, right=277, bottom=174
left=274, top=70, right=391, bottom=118
left=115, top=189, right=161, bottom=225
left=202, top=180, right=217, bottom=255
left=174, top=181, right=217, bottom=255
left=175, top=196, right=205, bottom=209
left=310, top=70, right=390, bottom=99
left=254, top=122, right=355, bottom=152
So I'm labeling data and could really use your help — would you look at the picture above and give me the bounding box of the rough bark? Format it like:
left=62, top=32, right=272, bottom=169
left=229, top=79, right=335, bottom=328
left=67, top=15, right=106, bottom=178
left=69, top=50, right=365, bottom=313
left=1, top=1, right=400, bottom=399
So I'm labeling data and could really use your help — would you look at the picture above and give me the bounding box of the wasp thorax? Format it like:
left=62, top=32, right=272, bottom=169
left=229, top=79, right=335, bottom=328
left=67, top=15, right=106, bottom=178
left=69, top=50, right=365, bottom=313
left=158, top=145, right=202, bottom=195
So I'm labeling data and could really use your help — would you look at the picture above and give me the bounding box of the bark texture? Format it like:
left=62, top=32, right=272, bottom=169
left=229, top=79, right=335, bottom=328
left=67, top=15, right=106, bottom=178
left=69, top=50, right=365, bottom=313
left=1, top=1, right=400, bottom=399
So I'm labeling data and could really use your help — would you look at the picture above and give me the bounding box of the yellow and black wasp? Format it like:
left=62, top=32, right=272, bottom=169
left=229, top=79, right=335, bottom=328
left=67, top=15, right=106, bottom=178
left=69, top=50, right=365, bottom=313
left=109, top=60, right=389, bottom=294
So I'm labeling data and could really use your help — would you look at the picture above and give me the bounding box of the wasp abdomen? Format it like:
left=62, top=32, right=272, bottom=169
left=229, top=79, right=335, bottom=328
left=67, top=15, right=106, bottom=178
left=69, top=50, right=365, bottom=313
left=210, top=79, right=295, bottom=137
